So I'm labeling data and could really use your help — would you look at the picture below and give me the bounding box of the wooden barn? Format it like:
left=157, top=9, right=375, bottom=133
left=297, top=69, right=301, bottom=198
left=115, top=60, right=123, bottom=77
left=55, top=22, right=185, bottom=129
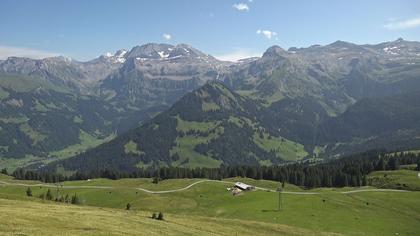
left=234, top=182, right=254, bottom=191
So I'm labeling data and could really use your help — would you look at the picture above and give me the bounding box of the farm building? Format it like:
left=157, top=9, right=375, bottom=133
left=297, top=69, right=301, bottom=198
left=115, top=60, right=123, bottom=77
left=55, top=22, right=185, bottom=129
left=234, top=182, right=254, bottom=191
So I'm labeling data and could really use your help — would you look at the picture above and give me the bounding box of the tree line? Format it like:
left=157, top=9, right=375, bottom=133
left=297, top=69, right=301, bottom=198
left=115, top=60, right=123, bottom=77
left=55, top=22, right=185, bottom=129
left=25, top=186, right=81, bottom=204
left=9, top=150, right=420, bottom=189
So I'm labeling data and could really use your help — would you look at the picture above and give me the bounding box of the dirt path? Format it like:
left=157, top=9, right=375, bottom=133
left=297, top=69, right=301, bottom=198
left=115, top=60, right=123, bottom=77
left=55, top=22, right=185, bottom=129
left=341, top=189, right=409, bottom=194
left=0, top=179, right=412, bottom=195
left=0, top=180, right=112, bottom=189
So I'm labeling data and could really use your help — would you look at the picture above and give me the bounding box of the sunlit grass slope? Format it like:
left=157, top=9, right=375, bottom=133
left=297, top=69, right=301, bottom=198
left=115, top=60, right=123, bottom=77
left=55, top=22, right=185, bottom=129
left=0, top=198, right=318, bottom=236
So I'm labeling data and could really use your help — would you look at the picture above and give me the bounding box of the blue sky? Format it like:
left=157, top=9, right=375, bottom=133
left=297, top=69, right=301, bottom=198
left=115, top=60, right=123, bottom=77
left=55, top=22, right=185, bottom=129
left=0, top=0, right=419, bottom=61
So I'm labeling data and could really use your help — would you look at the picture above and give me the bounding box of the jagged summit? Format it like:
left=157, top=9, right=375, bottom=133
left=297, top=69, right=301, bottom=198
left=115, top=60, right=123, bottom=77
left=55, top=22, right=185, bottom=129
left=98, top=49, right=127, bottom=63
left=123, top=43, right=211, bottom=61
left=125, top=43, right=173, bottom=59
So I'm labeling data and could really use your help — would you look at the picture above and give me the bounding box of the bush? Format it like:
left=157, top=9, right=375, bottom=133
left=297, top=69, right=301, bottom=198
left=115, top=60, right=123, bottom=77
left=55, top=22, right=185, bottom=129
left=1, top=168, right=8, bottom=175
left=157, top=212, right=164, bottom=220
left=71, top=194, right=80, bottom=204
left=126, top=203, right=131, bottom=210
left=152, top=213, right=157, bottom=219
left=26, top=187, right=32, bottom=197
left=45, top=189, right=53, bottom=201
left=152, top=176, right=160, bottom=184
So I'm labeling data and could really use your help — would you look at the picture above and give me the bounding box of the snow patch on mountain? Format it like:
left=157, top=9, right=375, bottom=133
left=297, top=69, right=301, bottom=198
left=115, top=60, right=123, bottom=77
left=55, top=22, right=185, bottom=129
left=383, top=46, right=400, bottom=55
left=158, top=51, right=169, bottom=58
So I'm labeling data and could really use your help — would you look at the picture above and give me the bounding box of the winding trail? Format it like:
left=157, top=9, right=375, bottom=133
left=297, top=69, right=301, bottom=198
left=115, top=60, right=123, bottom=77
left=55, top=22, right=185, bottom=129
left=135, top=180, right=231, bottom=194
left=0, top=179, right=413, bottom=195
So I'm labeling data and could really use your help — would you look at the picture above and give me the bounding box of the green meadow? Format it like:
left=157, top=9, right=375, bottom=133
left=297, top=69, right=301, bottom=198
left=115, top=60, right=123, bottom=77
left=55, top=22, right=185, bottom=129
left=0, top=198, right=314, bottom=236
left=0, top=170, right=419, bottom=235
left=368, top=169, right=420, bottom=191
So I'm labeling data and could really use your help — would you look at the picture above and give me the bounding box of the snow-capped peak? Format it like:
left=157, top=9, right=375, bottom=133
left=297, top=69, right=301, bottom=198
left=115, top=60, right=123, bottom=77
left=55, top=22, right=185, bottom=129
left=102, top=49, right=127, bottom=63
left=115, top=49, right=127, bottom=58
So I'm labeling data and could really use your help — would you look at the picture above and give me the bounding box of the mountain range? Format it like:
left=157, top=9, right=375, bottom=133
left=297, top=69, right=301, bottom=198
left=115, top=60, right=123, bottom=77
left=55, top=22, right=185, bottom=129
left=1, top=38, right=420, bottom=171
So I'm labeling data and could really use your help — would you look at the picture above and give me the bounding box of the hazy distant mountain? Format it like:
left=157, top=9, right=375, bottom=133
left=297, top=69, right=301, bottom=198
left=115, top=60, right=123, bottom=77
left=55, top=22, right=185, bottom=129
left=224, top=38, right=420, bottom=114
left=2, top=39, right=420, bottom=170
left=99, top=43, right=230, bottom=113
left=0, top=56, right=91, bottom=92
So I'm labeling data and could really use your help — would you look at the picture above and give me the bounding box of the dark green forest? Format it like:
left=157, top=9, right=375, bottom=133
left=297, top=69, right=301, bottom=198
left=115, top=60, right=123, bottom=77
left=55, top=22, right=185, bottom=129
left=11, top=150, right=420, bottom=189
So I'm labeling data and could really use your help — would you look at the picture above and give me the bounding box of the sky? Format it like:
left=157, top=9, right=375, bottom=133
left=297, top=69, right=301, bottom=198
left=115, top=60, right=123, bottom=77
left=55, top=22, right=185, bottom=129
left=0, top=0, right=420, bottom=61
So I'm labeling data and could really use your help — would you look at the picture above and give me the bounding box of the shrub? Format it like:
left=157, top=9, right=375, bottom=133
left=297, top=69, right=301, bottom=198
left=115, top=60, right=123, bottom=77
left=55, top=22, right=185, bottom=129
left=45, top=189, right=53, bottom=201
left=1, top=168, right=8, bottom=175
left=126, top=203, right=131, bottom=210
left=152, top=176, right=160, bottom=184
left=26, top=187, right=32, bottom=197
left=152, top=213, right=157, bottom=219
left=71, top=194, right=80, bottom=204
left=157, top=212, right=164, bottom=220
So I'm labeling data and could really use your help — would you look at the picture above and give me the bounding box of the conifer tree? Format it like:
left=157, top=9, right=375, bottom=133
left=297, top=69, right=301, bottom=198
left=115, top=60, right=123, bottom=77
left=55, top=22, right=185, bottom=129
left=71, top=194, right=80, bottom=204
left=26, top=187, right=32, bottom=197
left=157, top=212, right=164, bottom=220
left=46, top=189, right=53, bottom=201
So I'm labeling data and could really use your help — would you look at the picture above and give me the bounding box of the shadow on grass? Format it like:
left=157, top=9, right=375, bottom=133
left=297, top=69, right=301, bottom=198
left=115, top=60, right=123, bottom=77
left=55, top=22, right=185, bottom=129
left=261, top=209, right=281, bottom=212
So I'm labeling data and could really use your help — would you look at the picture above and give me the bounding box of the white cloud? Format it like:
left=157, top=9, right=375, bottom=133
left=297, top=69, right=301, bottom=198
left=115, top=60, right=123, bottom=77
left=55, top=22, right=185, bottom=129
left=214, top=49, right=261, bottom=62
left=233, top=3, right=249, bottom=11
left=162, top=33, right=172, bottom=40
left=0, top=45, right=59, bottom=60
left=384, top=17, right=420, bottom=30
left=256, top=29, right=277, bottom=39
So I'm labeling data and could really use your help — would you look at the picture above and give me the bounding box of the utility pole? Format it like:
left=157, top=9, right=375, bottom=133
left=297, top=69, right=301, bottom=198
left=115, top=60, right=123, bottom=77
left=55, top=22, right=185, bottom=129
left=55, top=182, right=60, bottom=200
left=277, top=183, right=283, bottom=211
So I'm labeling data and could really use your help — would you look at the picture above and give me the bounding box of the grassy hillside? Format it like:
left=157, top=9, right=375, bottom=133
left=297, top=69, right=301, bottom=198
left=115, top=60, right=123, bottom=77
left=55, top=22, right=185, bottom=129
left=1, top=175, right=419, bottom=235
left=0, top=131, right=115, bottom=172
left=0, top=73, right=68, bottom=94
left=368, top=169, right=420, bottom=191
left=0, top=198, right=317, bottom=236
